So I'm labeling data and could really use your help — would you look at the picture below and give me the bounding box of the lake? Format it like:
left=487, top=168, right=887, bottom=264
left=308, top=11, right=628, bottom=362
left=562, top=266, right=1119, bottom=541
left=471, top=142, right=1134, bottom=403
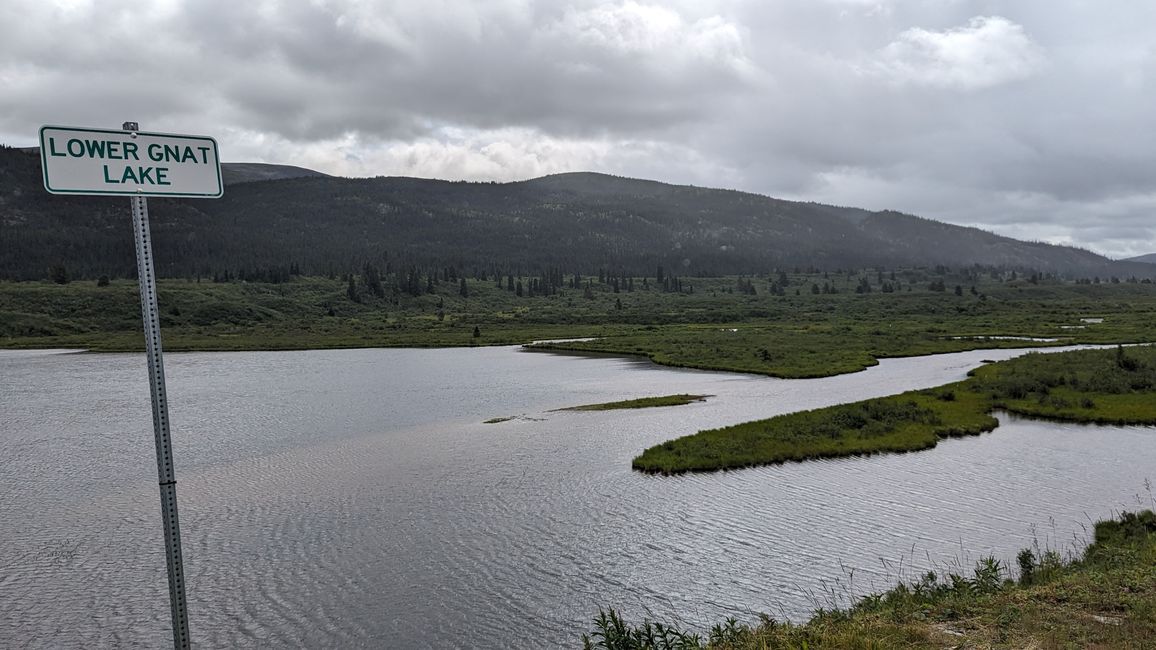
left=1, top=345, right=1153, bottom=648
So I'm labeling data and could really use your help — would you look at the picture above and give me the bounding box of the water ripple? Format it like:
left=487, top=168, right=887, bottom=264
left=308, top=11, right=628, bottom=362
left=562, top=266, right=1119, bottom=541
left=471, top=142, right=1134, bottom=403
left=2, top=347, right=1154, bottom=648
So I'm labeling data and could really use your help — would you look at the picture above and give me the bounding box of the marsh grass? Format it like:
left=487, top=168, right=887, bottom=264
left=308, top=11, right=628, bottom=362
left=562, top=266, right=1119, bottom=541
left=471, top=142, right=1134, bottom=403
left=635, top=346, right=1156, bottom=474
left=972, top=344, right=1156, bottom=423
left=632, top=388, right=995, bottom=474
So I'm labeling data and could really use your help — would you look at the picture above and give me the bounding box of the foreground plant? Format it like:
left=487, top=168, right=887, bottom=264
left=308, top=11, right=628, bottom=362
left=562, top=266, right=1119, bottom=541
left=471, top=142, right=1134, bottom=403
left=585, top=510, right=1156, bottom=648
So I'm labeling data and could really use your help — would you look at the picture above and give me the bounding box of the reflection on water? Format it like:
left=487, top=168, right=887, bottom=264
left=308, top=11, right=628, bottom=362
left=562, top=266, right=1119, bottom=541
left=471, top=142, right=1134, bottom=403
left=1, top=346, right=1153, bottom=648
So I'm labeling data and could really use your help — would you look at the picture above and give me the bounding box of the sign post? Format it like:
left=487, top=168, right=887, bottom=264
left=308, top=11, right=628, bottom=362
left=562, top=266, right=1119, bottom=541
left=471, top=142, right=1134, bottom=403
left=40, top=122, right=223, bottom=650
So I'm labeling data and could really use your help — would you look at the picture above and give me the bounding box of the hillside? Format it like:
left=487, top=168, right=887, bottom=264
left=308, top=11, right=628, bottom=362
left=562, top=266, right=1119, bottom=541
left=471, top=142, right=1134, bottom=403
left=1125, top=253, right=1156, bottom=264
left=220, top=162, right=329, bottom=185
left=0, top=146, right=1150, bottom=281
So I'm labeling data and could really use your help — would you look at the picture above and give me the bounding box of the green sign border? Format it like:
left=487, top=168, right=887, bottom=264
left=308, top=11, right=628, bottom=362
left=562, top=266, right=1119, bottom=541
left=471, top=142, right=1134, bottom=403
left=39, top=125, right=224, bottom=198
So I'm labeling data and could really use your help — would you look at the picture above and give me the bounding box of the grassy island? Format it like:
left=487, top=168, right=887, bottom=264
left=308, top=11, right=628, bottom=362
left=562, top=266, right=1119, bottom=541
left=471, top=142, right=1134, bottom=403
left=556, top=394, right=710, bottom=412
left=634, top=345, right=1156, bottom=474
left=586, top=509, right=1156, bottom=649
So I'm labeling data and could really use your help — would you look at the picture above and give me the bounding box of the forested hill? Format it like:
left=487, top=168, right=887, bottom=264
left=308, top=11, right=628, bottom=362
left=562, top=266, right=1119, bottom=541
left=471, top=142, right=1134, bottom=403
left=220, top=162, right=329, bottom=185
left=0, top=145, right=1149, bottom=281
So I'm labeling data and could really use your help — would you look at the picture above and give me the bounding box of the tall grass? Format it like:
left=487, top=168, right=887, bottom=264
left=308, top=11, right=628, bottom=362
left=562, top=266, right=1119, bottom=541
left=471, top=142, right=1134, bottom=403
left=584, top=510, right=1156, bottom=649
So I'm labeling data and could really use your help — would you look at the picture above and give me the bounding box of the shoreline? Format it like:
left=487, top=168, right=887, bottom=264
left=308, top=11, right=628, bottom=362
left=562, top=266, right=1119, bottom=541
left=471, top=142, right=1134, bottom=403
left=586, top=508, right=1156, bottom=648
left=6, top=331, right=1144, bottom=379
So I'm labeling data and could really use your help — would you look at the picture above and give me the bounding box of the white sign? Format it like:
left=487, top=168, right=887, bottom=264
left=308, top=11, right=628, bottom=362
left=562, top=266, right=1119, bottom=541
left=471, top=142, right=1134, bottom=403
left=39, top=125, right=223, bottom=198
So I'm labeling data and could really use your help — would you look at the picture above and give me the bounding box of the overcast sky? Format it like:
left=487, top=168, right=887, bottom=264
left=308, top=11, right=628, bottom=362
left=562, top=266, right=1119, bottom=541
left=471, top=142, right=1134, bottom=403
left=2, top=1, right=1154, bottom=257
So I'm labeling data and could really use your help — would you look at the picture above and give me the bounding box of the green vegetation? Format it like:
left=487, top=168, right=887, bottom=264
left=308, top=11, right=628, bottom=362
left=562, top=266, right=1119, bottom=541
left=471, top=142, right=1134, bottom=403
left=633, top=389, right=994, bottom=473
left=977, top=345, right=1156, bottom=424
left=556, top=394, right=710, bottom=411
left=483, top=416, right=516, bottom=424
left=0, top=277, right=621, bottom=352
left=5, top=273, right=1156, bottom=378
left=530, top=277, right=1156, bottom=378
left=584, top=510, right=1156, bottom=649
left=634, top=345, right=1156, bottom=474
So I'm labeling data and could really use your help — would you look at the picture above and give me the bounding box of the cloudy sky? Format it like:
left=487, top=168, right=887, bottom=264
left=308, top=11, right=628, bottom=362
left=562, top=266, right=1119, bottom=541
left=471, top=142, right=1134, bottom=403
left=2, top=1, right=1154, bottom=257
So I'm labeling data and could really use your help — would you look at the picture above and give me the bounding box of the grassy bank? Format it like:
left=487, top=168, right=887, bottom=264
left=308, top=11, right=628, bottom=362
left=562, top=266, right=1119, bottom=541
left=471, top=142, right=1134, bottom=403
left=585, top=509, right=1156, bottom=649
left=556, top=394, right=710, bottom=411
left=634, top=345, right=1156, bottom=474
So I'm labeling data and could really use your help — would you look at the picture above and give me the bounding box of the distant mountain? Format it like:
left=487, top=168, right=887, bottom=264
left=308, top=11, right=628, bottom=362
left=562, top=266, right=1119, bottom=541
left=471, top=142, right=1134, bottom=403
left=1124, top=253, right=1156, bottom=264
left=1, top=146, right=1152, bottom=281
left=16, top=147, right=327, bottom=185
left=220, top=163, right=329, bottom=185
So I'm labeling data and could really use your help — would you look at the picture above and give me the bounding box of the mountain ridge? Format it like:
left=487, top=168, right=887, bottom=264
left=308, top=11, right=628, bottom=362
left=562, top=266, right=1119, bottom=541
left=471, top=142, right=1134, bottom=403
left=1, top=145, right=1150, bottom=281
left=1125, top=253, right=1156, bottom=264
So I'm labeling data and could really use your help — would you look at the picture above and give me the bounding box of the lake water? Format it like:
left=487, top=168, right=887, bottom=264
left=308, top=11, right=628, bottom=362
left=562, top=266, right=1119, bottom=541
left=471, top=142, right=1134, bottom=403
left=1, top=345, right=1153, bottom=648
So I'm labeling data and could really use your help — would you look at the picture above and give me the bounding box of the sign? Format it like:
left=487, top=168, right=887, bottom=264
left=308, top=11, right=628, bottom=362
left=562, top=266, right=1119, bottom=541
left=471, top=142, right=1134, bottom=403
left=37, top=120, right=218, bottom=648
left=39, top=125, right=223, bottom=198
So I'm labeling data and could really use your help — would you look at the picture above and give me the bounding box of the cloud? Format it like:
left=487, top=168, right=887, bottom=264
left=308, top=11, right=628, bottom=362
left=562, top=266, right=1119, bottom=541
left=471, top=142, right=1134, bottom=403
left=546, top=1, right=746, bottom=64
left=824, top=0, right=894, bottom=18
left=868, top=16, right=1045, bottom=90
left=2, top=1, right=1156, bottom=257
left=219, top=124, right=740, bottom=193
left=0, top=0, right=756, bottom=143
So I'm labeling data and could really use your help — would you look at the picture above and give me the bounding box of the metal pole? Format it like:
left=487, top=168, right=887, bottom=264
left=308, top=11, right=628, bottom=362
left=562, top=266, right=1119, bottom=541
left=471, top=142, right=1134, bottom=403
left=125, top=121, right=191, bottom=650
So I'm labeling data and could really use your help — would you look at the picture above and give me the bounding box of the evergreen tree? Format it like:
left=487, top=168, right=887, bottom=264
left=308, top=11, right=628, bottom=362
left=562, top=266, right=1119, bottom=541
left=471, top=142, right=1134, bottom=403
left=362, top=262, right=384, bottom=298
left=49, top=265, right=69, bottom=284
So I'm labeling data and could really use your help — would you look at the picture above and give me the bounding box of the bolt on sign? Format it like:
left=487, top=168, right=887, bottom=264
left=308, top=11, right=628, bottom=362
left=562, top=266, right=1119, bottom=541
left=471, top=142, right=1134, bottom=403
left=39, top=125, right=222, bottom=197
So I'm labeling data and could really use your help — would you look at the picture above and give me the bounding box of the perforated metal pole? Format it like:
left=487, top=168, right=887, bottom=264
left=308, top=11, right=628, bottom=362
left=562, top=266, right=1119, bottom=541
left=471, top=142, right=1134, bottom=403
left=125, top=121, right=191, bottom=650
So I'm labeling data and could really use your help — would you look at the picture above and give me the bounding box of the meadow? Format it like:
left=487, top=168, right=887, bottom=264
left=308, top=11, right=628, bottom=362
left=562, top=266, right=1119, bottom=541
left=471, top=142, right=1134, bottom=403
left=5, top=270, right=1156, bottom=383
